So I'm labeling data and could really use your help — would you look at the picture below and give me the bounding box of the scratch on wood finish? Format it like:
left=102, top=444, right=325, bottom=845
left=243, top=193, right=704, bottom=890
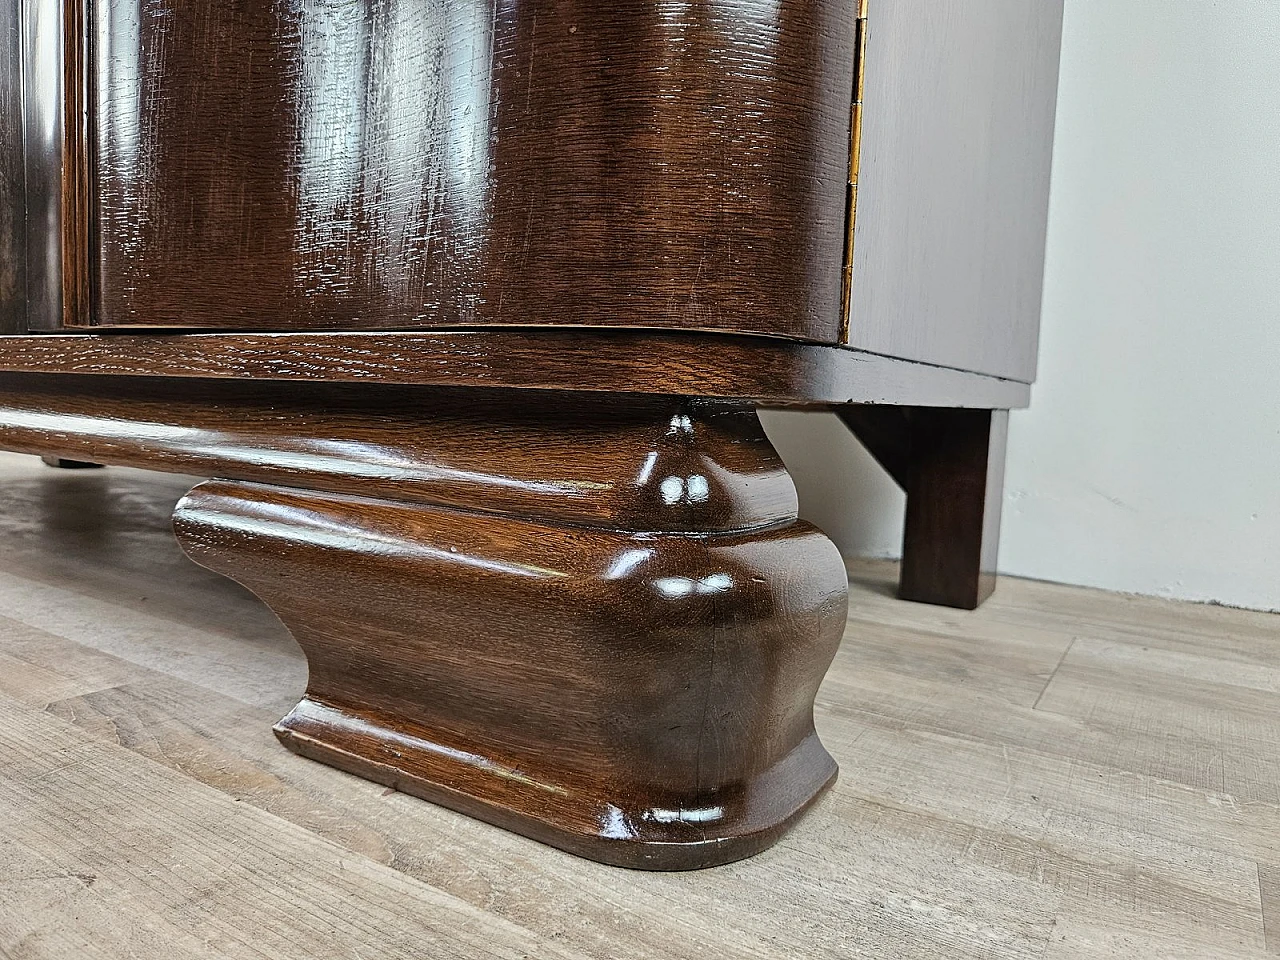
left=170, top=397, right=848, bottom=869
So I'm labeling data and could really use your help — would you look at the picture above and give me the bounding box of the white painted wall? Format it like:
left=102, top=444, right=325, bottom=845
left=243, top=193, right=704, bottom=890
left=764, top=0, right=1280, bottom=613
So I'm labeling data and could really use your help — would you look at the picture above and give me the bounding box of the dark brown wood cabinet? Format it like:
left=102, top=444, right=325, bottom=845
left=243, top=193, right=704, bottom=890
left=0, top=0, right=1064, bottom=868
left=41, top=0, right=856, bottom=337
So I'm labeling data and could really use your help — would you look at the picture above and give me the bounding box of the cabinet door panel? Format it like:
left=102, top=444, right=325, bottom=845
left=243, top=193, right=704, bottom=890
left=75, top=0, right=854, bottom=338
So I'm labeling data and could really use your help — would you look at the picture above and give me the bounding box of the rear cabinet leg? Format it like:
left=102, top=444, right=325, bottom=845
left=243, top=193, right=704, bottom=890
left=172, top=392, right=849, bottom=870
left=837, top=406, right=1009, bottom=610
left=41, top=457, right=103, bottom=469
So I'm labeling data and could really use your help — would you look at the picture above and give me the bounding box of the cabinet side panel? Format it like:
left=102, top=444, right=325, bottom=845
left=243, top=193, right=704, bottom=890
left=848, top=0, right=1064, bottom=382
left=89, top=1, right=853, bottom=339
left=0, top=2, right=25, bottom=332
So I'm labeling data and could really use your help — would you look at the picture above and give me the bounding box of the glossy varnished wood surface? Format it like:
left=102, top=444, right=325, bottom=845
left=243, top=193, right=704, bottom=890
left=0, top=373, right=797, bottom=531
left=170, top=399, right=847, bottom=868
left=82, top=0, right=854, bottom=338
left=4, top=455, right=1280, bottom=956
left=0, top=331, right=1034, bottom=406
left=178, top=480, right=845, bottom=869
left=0, top=372, right=851, bottom=866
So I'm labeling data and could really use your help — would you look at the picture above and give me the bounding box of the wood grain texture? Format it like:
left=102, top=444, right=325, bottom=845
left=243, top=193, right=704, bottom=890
left=0, top=696, right=589, bottom=960
left=171, top=401, right=848, bottom=869
left=0, top=374, right=798, bottom=531
left=3, top=455, right=1280, bottom=957
left=83, top=0, right=853, bottom=339
left=838, top=405, right=1008, bottom=609
left=849, top=0, right=1064, bottom=381
left=0, top=331, right=1033, bottom=407
left=0, top=1, right=23, bottom=333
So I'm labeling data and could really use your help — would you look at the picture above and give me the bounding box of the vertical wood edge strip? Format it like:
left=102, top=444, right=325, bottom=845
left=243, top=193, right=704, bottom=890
left=839, top=0, right=869, bottom=345
left=60, top=0, right=92, bottom=327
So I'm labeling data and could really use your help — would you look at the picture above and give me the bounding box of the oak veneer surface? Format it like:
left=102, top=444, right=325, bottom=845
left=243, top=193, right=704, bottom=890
left=4, top=454, right=1280, bottom=957
left=84, top=0, right=853, bottom=338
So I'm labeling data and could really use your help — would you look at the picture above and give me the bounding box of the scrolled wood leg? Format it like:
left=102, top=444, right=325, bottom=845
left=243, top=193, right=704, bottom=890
left=173, top=394, right=848, bottom=870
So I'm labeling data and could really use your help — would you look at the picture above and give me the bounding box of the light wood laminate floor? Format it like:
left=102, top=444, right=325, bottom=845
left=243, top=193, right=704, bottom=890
left=0, top=453, right=1278, bottom=959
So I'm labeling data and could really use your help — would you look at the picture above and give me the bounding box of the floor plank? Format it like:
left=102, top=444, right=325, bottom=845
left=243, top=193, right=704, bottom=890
left=1, top=453, right=1278, bottom=959
left=0, top=692, right=588, bottom=960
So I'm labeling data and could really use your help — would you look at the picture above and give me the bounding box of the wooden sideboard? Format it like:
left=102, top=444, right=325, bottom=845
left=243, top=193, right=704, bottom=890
left=0, top=0, right=1065, bottom=869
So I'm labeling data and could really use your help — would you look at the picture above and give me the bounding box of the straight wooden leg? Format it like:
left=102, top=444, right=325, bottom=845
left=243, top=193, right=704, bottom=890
left=836, top=406, right=1008, bottom=610
left=172, top=392, right=848, bottom=870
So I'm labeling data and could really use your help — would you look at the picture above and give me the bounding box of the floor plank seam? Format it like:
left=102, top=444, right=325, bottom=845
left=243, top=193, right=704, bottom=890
left=1031, top=638, right=1077, bottom=712
left=1256, top=862, right=1271, bottom=953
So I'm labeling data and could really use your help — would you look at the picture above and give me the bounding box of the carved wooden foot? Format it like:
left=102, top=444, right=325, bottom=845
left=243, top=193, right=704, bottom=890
left=837, top=405, right=1009, bottom=609
left=173, top=395, right=848, bottom=870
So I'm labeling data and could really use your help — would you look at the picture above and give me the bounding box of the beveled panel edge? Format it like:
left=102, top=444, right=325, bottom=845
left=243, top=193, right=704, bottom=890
left=0, top=330, right=1031, bottom=408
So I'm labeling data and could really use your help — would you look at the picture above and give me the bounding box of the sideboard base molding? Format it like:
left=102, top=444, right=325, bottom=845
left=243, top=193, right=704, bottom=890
left=166, top=395, right=847, bottom=870
left=0, top=366, right=1025, bottom=864
left=275, top=699, right=837, bottom=872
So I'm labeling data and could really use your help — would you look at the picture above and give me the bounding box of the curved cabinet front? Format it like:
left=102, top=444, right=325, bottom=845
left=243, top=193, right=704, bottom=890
left=48, top=0, right=855, bottom=337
